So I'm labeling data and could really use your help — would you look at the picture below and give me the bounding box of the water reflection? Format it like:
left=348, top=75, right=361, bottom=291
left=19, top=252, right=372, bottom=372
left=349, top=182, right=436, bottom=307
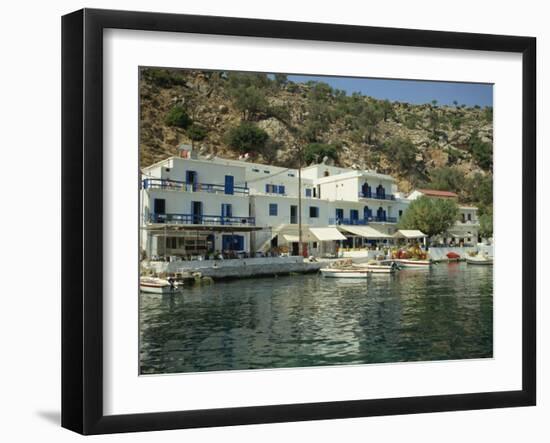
left=140, top=263, right=492, bottom=374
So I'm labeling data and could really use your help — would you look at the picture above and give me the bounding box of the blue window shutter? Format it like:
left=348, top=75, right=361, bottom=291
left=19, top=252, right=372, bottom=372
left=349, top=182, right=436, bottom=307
left=265, top=184, right=270, bottom=193
left=279, top=185, right=285, bottom=194
left=305, top=189, right=312, bottom=197
left=224, top=175, right=234, bottom=195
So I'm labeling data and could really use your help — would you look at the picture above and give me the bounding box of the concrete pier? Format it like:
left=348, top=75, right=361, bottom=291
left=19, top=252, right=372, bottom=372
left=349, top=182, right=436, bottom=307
left=143, top=256, right=323, bottom=280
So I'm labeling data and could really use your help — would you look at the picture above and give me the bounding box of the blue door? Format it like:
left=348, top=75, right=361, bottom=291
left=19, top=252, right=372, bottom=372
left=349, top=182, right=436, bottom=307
left=222, top=235, right=244, bottom=251
left=221, top=203, right=232, bottom=225
left=186, top=171, right=197, bottom=191
left=350, top=209, right=359, bottom=224
left=363, top=206, right=371, bottom=221
left=377, top=207, right=386, bottom=221
left=191, top=201, right=202, bottom=224
left=335, top=208, right=344, bottom=223
left=224, top=175, right=234, bottom=195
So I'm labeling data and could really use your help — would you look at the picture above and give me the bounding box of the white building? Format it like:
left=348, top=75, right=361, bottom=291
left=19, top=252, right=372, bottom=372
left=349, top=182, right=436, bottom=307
left=140, top=148, right=480, bottom=258
left=406, top=189, right=480, bottom=246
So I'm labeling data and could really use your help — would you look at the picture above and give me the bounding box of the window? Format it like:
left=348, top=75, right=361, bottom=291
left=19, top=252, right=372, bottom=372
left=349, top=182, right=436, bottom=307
left=288, top=172, right=295, bottom=177
left=264, top=170, right=270, bottom=174
left=309, top=206, right=319, bottom=218
left=305, top=188, right=312, bottom=197
left=269, top=203, right=278, bottom=216
left=350, top=209, right=359, bottom=220
left=467, top=213, right=472, bottom=221
left=252, top=168, right=260, bottom=172
left=399, top=210, right=403, bottom=218
left=462, top=213, right=466, bottom=222
left=278, top=185, right=285, bottom=194
left=265, top=184, right=274, bottom=193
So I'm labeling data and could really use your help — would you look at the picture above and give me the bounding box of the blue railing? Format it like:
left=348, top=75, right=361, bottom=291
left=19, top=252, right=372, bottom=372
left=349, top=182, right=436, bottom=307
left=149, top=213, right=255, bottom=226
left=329, top=216, right=397, bottom=225
left=142, top=178, right=249, bottom=195
left=329, top=218, right=369, bottom=226
left=358, top=192, right=395, bottom=201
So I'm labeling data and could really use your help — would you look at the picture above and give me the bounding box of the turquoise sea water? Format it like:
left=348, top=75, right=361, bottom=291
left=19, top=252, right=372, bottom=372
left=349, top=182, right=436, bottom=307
left=140, top=262, right=492, bottom=374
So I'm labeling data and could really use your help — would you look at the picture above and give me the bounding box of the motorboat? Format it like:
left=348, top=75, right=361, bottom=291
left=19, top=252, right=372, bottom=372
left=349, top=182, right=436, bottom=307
left=393, top=258, right=431, bottom=268
left=466, top=253, right=493, bottom=265
left=140, top=276, right=180, bottom=294
left=355, top=260, right=398, bottom=274
left=320, top=268, right=369, bottom=278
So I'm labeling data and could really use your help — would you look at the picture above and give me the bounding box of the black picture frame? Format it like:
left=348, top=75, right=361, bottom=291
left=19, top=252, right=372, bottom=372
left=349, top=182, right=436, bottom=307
left=62, top=8, right=536, bottom=435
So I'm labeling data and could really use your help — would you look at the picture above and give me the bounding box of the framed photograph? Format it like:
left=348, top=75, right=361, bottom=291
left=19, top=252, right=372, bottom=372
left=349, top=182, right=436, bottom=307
left=61, top=8, right=536, bottom=435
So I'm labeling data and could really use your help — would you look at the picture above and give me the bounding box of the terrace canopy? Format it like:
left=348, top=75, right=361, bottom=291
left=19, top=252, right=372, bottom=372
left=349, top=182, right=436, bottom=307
left=309, top=227, right=347, bottom=241
left=393, top=229, right=427, bottom=239
left=338, top=225, right=391, bottom=239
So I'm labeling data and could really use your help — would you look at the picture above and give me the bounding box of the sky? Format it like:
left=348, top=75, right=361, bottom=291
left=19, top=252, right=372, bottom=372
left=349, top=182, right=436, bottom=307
left=286, top=75, right=493, bottom=107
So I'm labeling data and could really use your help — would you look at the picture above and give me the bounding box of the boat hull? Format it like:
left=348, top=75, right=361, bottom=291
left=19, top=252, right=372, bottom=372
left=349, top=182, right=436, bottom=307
left=320, top=268, right=369, bottom=278
left=140, top=277, right=180, bottom=294
left=466, top=258, right=493, bottom=265
left=394, top=259, right=431, bottom=268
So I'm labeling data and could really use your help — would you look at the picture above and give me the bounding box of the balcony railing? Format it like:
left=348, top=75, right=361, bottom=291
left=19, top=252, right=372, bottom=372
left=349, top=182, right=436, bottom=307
left=358, top=192, right=395, bottom=201
left=149, top=213, right=255, bottom=226
left=142, top=178, right=249, bottom=195
left=329, top=216, right=397, bottom=225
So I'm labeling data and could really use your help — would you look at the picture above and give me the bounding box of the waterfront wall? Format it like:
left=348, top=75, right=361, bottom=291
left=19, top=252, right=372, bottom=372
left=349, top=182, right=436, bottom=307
left=428, top=245, right=494, bottom=261
left=144, top=256, right=323, bottom=279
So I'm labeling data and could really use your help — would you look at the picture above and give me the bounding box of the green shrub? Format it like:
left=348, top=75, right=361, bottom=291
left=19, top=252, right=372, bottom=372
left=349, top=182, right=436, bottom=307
left=186, top=124, right=207, bottom=141
left=226, top=122, right=269, bottom=154
left=303, top=143, right=338, bottom=164
left=165, top=105, right=193, bottom=128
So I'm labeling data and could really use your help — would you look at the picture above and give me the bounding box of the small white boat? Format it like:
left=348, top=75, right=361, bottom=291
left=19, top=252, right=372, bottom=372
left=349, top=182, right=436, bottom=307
left=466, top=254, right=493, bottom=265
left=393, top=259, right=431, bottom=268
left=320, top=268, right=369, bottom=278
left=355, top=261, right=398, bottom=274
left=140, top=277, right=180, bottom=294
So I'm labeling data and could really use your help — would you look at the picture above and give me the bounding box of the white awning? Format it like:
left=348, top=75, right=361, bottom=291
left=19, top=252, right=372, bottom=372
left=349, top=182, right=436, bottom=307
left=282, top=234, right=299, bottom=243
left=393, top=229, right=427, bottom=239
left=309, top=227, right=347, bottom=241
left=338, top=225, right=391, bottom=239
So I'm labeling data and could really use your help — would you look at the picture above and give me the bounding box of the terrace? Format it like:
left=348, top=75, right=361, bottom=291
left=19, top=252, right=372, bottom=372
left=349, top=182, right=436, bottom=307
left=148, top=213, right=256, bottom=226
left=358, top=192, right=395, bottom=201
left=142, top=178, right=249, bottom=195
left=328, top=216, right=397, bottom=225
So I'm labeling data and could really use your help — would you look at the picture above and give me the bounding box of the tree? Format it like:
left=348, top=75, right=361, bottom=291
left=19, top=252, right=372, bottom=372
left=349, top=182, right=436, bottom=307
left=164, top=105, right=192, bottom=128
left=186, top=124, right=208, bottom=147
left=225, top=122, right=269, bottom=154
left=303, top=143, right=338, bottom=164
left=398, top=196, right=459, bottom=238
left=274, top=73, right=288, bottom=88
left=380, top=99, right=394, bottom=122
left=478, top=210, right=493, bottom=238
left=232, top=86, right=268, bottom=120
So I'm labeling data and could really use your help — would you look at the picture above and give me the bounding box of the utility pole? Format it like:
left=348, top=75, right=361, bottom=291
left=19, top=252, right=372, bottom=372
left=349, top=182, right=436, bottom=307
left=296, top=143, right=306, bottom=257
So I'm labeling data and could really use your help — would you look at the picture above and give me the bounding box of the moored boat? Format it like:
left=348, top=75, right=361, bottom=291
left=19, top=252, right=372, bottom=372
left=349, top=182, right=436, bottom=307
left=393, top=258, right=431, bottom=268
left=355, top=261, right=398, bottom=274
left=320, top=268, right=369, bottom=278
left=140, top=277, right=180, bottom=294
left=465, top=253, right=493, bottom=265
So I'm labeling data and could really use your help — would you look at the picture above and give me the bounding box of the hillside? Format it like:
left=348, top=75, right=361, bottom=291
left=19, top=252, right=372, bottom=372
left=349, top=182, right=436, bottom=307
left=139, top=68, right=493, bottom=211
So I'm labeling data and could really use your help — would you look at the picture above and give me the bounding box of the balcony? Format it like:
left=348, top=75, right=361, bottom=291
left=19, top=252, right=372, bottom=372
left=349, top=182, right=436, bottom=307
left=329, top=216, right=397, bottom=225
left=358, top=192, right=395, bottom=201
left=149, top=213, right=255, bottom=226
left=142, top=178, right=249, bottom=195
